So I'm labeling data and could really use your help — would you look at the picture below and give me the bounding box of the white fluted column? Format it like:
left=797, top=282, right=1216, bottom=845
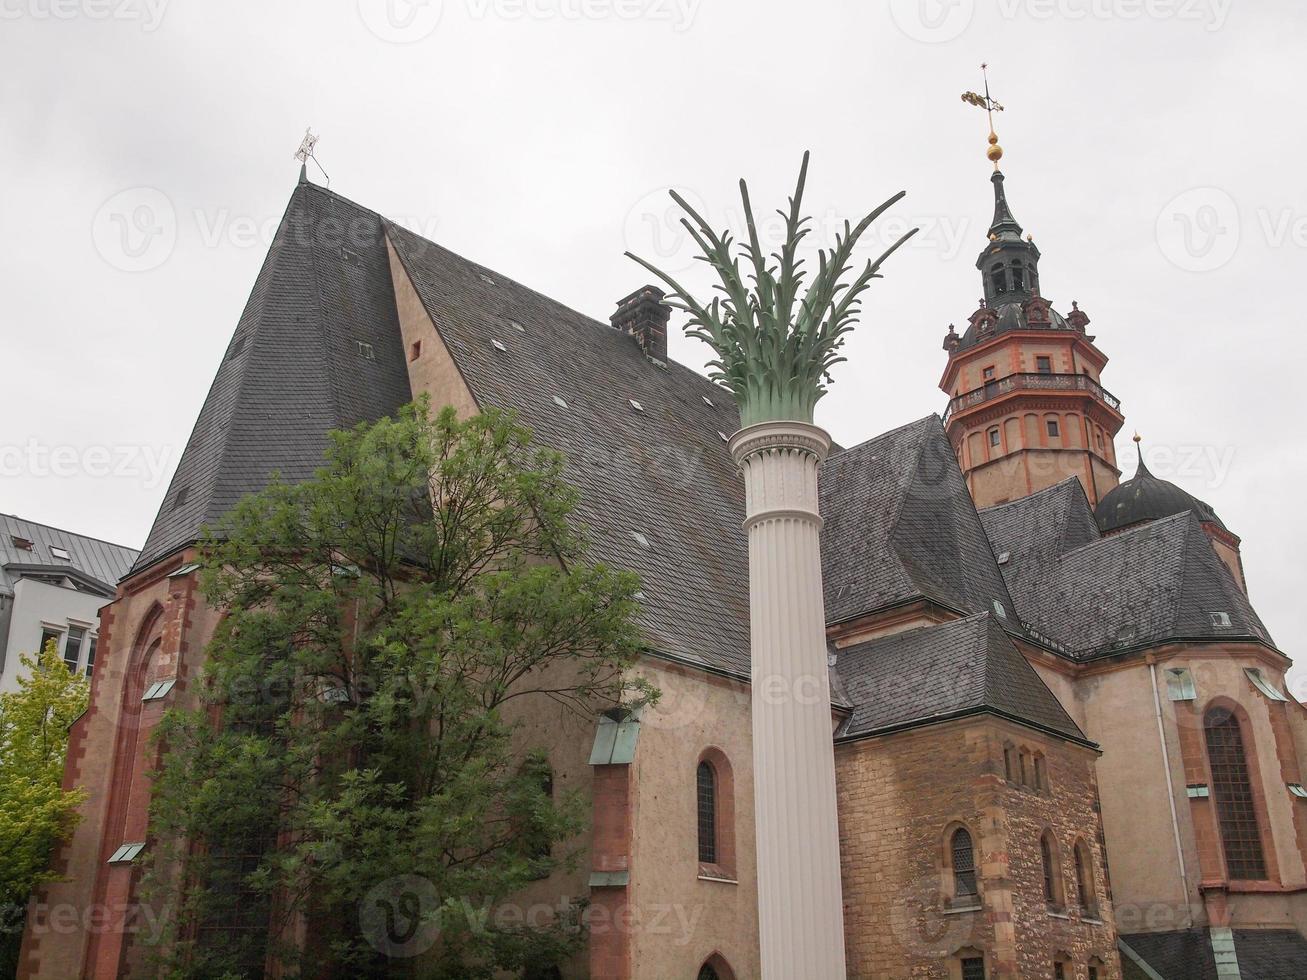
left=729, top=420, right=847, bottom=980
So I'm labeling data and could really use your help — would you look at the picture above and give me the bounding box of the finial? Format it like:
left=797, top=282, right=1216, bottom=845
left=293, top=127, right=330, bottom=186
left=1072, top=300, right=1079, bottom=310
left=962, top=63, right=1006, bottom=171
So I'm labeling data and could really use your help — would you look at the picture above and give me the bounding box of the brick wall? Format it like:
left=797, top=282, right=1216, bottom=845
left=836, top=716, right=1121, bottom=979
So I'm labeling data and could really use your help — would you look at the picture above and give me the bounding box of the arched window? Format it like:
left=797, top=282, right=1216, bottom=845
left=697, top=953, right=735, bottom=980
left=1205, top=707, right=1268, bottom=879
left=1033, top=754, right=1047, bottom=792
left=1040, top=832, right=1061, bottom=906
left=951, top=827, right=978, bottom=900
left=990, top=263, right=1007, bottom=296
left=1011, top=262, right=1025, bottom=291
left=697, top=760, right=716, bottom=864
left=1074, top=840, right=1097, bottom=913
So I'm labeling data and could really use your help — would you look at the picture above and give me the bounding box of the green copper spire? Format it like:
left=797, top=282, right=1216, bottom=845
left=625, top=153, right=917, bottom=428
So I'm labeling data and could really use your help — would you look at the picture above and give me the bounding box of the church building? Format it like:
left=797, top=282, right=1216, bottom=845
left=20, top=154, right=1307, bottom=978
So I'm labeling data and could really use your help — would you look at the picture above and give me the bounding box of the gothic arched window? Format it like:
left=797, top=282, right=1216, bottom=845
left=1205, top=707, right=1268, bottom=879
left=951, top=827, right=978, bottom=899
left=697, top=760, right=717, bottom=865
left=1040, top=832, right=1062, bottom=906
left=1074, top=840, right=1096, bottom=913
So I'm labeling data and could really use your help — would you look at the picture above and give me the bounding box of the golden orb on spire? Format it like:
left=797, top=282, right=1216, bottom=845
left=1133, top=431, right=1142, bottom=444
left=987, top=131, right=1003, bottom=163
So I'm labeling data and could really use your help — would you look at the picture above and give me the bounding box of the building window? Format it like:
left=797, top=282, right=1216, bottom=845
left=1011, top=263, right=1025, bottom=291
left=1205, top=707, right=1268, bottom=879
left=983, top=366, right=996, bottom=381
left=1054, top=963, right=1066, bottom=980
left=62, top=627, right=86, bottom=673
left=988, top=428, right=1001, bottom=449
left=1036, top=355, right=1052, bottom=374
left=1003, top=745, right=1014, bottom=782
left=697, top=761, right=717, bottom=865
left=1041, top=832, right=1062, bottom=907
left=990, top=264, right=1006, bottom=296
left=951, top=827, right=978, bottom=900
left=39, top=627, right=62, bottom=659
left=1046, top=419, right=1060, bottom=438
left=696, top=955, right=735, bottom=980
left=409, top=340, right=422, bottom=361
left=1018, top=750, right=1029, bottom=786
left=1034, top=755, right=1047, bottom=791
left=1088, top=964, right=1100, bottom=980
left=85, top=636, right=97, bottom=678
left=961, top=956, right=986, bottom=980
left=697, top=966, right=719, bottom=980
left=1074, top=840, right=1097, bottom=913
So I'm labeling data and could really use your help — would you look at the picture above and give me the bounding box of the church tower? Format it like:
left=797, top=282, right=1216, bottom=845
left=940, top=131, right=1125, bottom=508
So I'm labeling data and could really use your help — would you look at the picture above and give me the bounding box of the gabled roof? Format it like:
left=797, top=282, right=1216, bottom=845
left=133, top=181, right=413, bottom=572
left=385, top=223, right=750, bottom=675
left=981, top=479, right=1271, bottom=658
left=820, top=416, right=1023, bottom=631
left=832, top=612, right=1087, bottom=743
left=1, top=514, right=138, bottom=598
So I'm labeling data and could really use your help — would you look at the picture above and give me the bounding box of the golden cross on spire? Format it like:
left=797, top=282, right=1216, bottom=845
left=961, top=63, right=1006, bottom=170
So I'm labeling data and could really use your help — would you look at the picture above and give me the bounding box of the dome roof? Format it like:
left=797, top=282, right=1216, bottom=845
left=1095, top=450, right=1226, bottom=534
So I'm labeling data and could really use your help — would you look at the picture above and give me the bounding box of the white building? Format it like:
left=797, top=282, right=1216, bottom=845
left=0, top=514, right=138, bottom=694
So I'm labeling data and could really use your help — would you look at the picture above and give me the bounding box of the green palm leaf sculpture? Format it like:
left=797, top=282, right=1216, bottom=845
left=626, top=152, right=917, bottom=428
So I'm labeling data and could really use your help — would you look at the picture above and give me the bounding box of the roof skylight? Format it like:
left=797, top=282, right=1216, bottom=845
left=629, top=399, right=643, bottom=412
left=479, top=273, right=496, bottom=286
left=356, top=340, right=374, bottom=360
left=491, top=339, right=507, bottom=352
left=107, top=842, right=146, bottom=864
left=702, top=395, right=714, bottom=407
left=631, top=531, right=650, bottom=548
left=507, top=319, right=525, bottom=332
left=718, top=431, right=729, bottom=443
left=49, top=546, right=72, bottom=561
left=553, top=395, right=568, bottom=409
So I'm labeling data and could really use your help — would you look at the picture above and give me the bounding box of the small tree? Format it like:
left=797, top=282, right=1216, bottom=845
left=145, top=402, right=648, bottom=978
left=0, top=641, right=90, bottom=974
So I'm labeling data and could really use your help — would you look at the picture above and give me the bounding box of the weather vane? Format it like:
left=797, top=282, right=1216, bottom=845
left=961, top=63, right=1006, bottom=170
left=293, top=127, right=330, bottom=185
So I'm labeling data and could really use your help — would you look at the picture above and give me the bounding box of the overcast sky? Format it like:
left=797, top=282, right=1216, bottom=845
left=3, top=1, right=1305, bottom=690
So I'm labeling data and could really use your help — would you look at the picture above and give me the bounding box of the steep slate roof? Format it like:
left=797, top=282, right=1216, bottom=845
left=981, top=480, right=1271, bottom=658
left=820, top=417, right=1023, bottom=632
left=385, top=223, right=750, bottom=675
left=1121, top=929, right=1307, bottom=980
left=133, top=180, right=413, bottom=572
left=832, top=612, right=1086, bottom=742
left=1, top=514, right=139, bottom=598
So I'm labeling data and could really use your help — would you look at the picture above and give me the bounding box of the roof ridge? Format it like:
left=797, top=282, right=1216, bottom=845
left=827, top=414, right=939, bottom=461
left=1058, top=508, right=1192, bottom=560
left=977, top=476, right=1082, bottom=515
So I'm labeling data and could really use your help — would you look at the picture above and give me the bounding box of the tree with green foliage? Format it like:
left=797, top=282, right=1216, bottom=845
left=0, top=640, right=90, bottom=975
left=144, top=401, right=649, bottom=979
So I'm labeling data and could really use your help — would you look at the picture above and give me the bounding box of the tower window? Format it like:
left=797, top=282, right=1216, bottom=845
left=697, top=761, right=717, bottom=865
left=951, top=827, right=978, bottom=900
left=1205, top=707, right=1268, bottom=879
left=1046, top=419, right=1060, bottom=438
left=988, top=428, right=1001, bottom=449
left=990, top=263, right=1006, bottom=296
left=409, top=340, right=422, bottom=361
left=1011, top=262, right=1025, bottom=291
left=1074, top=840, right=1097, bottom=913
left=1036, top=356, right=1052, bottom=374
left=961, top=956, right=986, bottom=980
left=983, top=366, right=995, bottom=381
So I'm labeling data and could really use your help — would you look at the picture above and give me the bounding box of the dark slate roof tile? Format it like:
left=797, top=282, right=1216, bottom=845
left=832, top=612, right=1085, bottom=741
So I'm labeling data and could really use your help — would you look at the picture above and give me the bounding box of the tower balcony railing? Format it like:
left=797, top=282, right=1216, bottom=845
left=943, top=372, right=1122, bottom=426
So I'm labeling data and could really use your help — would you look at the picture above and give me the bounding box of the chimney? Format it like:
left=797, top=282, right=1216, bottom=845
left=611, top=285, right=670, bottom=363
